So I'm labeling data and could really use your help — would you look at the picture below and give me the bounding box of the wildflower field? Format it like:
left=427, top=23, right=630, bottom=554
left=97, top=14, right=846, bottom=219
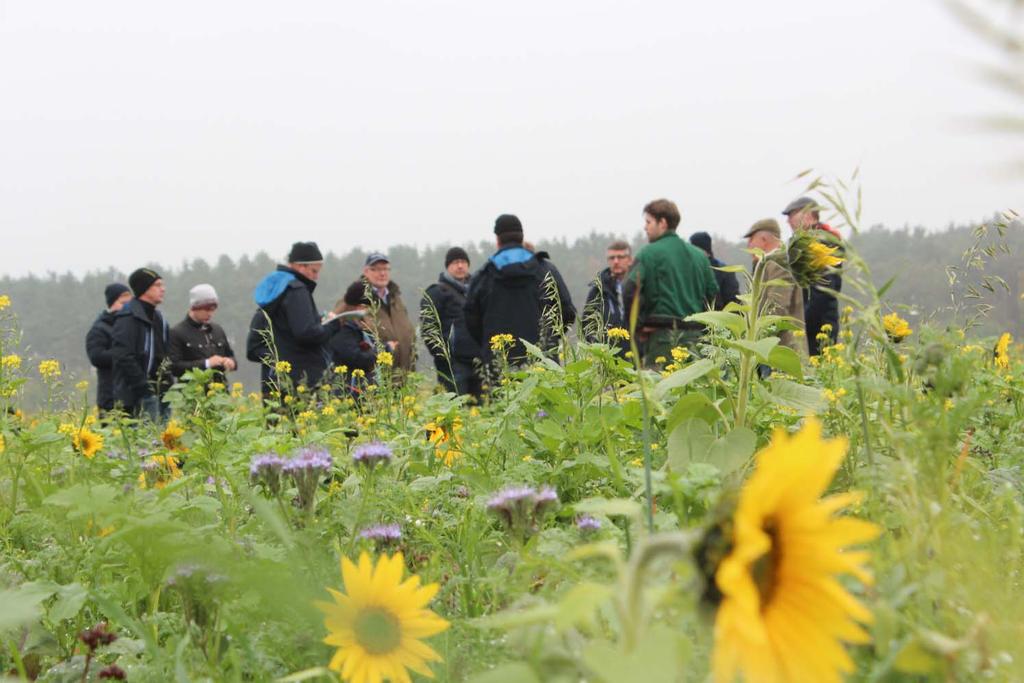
left=2, top=219, right=1024, bottom=682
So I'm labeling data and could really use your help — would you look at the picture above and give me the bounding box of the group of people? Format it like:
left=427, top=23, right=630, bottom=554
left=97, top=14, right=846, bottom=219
left=85, top=197, right=841, bottom=419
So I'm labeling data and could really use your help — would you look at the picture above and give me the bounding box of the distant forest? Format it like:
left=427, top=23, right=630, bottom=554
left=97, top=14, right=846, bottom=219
left=3, top=221, right=1021, bottom=403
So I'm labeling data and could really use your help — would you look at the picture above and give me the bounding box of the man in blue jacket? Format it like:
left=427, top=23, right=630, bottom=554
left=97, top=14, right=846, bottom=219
left=248, top=242, right=342, bottom=395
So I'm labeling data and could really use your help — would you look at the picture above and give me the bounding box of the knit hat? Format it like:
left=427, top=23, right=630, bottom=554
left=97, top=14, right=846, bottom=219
left=689, top=232, right=713, bottom=256
left=743, top=218, right=782, bottom=239
left=128, top=268, right=161, bottom=297
left=494, top=214, right=523, bottom=238
left=104, top=283, right=130, bottom=307
left=343, top=281, right=372, bottom=306
left=189, top=284, right=219, bottom=308
left=445, top=246, right=470, bottom=267
left=288, top=241, right=324, bottom=264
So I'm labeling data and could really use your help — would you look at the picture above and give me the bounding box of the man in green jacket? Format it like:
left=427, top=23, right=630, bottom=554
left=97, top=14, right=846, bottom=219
left=623, top=198, right=718, bottom=366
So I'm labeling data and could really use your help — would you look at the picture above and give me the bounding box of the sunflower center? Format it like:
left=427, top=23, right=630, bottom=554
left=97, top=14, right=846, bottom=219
left=354, top=607, right=402, bottom=655
left=752, top=517, right=782, bottom=610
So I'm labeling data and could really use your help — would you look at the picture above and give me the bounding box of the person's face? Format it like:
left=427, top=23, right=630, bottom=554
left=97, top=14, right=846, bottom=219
left=788, top=209, right=816, bottom=232
left=643, top=213, right=668, bottom=242
left=110, top=291, right=132, bottom=313
left=293, top=262, right=323, bottom=281
left=363, top=262, right=391, bottom=288
left=606, top=249, right=633, bottom=277
left=140, top=279, right=165, bottom=305
left=446, top=259, right=470, bottom=280
left=190, top=304, right=217, bottom=324
left=747, top=231, right=778, bottom=259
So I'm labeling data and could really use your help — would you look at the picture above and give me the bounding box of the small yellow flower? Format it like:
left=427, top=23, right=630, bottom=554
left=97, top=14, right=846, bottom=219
left=793, top=329, right=805, bottom=338
left=297, top=384, right=307, bottom=394
left=882, top=312, right=912, bottom=341
left=38, top=359, right=61, bottom=379
left=625, top=351, right=634, bottom=359
left=0, top=294, right=10, bottom=310
left=75, top=380, right=89, bottom=392
left=655, top=356, right=667, bottom=364
left=377, top=351, right=394, bottom=367
left=489, top=333, right=515, bottom=352
left=1, top=354, right=22, bottom=370
left=298, top=410, right=316, bottom=422
left=322, top=405, right=336, bottom=416
left=352, top=369, right=366, bottom=379
left=670, top=346, right=690, bottom=363
left=208, top=381, right=226, bottom=393
left=275, top=360, right=292, bottom=374
left=334, top=365, right=349, bottom=375
left=607, top=327, right=630, bottom=341
left=522, top=455, right=533, bottom=463
left=72, top=428, right=103, bottom=459
left=944, top=398, right=955, bottom=412
left=995, top=332, right=1012, bottom=370
left=284, top=395, right=295, bottom=404
left=161, top=421, right=186, bottom=450
left=0, top=432, right=5, bottom=454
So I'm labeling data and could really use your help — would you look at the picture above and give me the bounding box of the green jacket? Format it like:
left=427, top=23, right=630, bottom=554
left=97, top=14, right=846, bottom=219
left=623, top=232, right=718, bottom=322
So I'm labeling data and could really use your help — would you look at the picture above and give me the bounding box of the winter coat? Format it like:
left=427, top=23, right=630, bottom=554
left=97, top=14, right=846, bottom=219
left=804, top=224, right=843, bottom=355
left=328, top=319, right=378, bottom=389
left=111, top=299, right=171, bottom=410
left=360, top=279, right=415, bottom=374
left=85, top=310, right=117, bottom=411
left=250, top=265, right=340, bottom=390
left=583, top=268, right=629, bottom=352
left=421, top=272, right=482, bottom=364
left=168, top=316, right=235, bottom=380
left=760, top=252, right=806, bottom=354
left=463, top=246, right=577, bottom=363
left=709, top=256, right=741, bottom=311
left=623, top=232, right=719, bottom=326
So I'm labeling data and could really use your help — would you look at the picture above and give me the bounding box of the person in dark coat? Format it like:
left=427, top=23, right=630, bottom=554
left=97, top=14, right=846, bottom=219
left=328, top=282, right=379, bottom=396
left=464, top=214, right=576, bottom=366
left=689, top=231, right=741, bottom=311
left=85, top=283, right=132, bottom=413
left=583, top=240, right=633, bottom=354
left=421, top=246, right=483, bottom=397
left=783, top=197, right=843, bottom=356
left=248, top=242, right=342, bottom=395
left=168, top=284, right=236, bottom=383
left=111, top=268, right=172, bottom=421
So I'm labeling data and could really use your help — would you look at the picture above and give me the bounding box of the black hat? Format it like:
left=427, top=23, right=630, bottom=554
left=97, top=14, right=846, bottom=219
left=494, top=214, right=523, bottom=237
left=104, top=283, right=130, bottom=307
left=343, top=281, right=372, bottom=306
left=128, top=268, right=161, bottom=297
left=689, top=232, right=713, bottom=256
left=364, top=252, right=389, bottom=267
left=445, top=247, right=470, bottom=267
left=782, top=197, right=819, bottom=216
left=288, top=241, right=324, bottom=264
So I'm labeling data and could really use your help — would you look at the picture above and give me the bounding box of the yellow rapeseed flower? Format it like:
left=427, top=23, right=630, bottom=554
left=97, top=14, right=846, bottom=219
left=607, top=327, right=630, bottom=341
left=275, top=360, right=292, bottom=374
left=489, top=333, right=515, bottom=352
left=352, top=369, right=366, bottom=379
left=38, top=359, right=61, bottom=379
left=882, top=313, right=912, bottom=341
left=713, top=418, right=879, bottom=683
left=1, top=354, right=22, bottom=370
left=670, top=346, right=690, bottom=363
left=334, top=365, right=350, bottom=375
left=315, top=552, right=450, bottom=683
left=0, top=432, right=5, bottom=454
left=995, top=332, right=1012, bottom=370
left=377, top=351, right=394, bottom=368
left=0, top=294, right=10, bottom=310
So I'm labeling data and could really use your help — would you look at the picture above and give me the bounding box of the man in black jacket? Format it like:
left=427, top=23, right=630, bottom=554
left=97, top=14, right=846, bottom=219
left=464, top=214, right=576, bottom=367
left=583, top=240, right=633, bottom=353
left=111, top=268, right=172, bottom=421
left=783, top=197, right=843, bottom=355
left=421, top=246, right=483, bottom=396
left=689, top=232, right=740, bottom=311
left=168, top=284, right=236, bottom=382
left=85, top=283, right=132, bottom=413
left=248, top=241, right=342, bottom=395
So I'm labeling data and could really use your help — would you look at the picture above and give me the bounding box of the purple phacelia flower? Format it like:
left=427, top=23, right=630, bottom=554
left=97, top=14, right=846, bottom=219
left=576, top=515, right=601, bottom=533
left=359, top=523, right=402, bottom=546
left=283, top=446, right=332, bottom=511
left=486, top=484, right=559, bottom=542
left=352, top=441, right=393, bottom=469
left=249, top=453, right=286, bottom=496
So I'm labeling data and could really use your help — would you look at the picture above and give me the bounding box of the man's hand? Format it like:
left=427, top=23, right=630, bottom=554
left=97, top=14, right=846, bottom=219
left=222, top=357, right=237, bottom=371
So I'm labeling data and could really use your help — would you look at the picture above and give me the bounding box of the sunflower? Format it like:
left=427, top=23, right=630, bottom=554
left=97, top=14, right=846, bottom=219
left=807, top=240, right=843, bottom=271
left=138, top=454, right=182, bottom=490
left=161, top=421, right=185, bottom=451
left=424, top=416, right=463, bottom=467
left=72, top=428, right=103, bottom=459
left=316, top=552, right=449, bottom=683
left=881, top=312, right=912, bottom=342
left=713, top=418, right=879, bottom=683
left=995, top=332, right=1012, bottom=370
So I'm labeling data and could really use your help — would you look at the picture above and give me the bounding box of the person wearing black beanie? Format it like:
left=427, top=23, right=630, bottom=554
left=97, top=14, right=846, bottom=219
left=111, top=269, right=171, bottom=421
left=689, top=231, right=740, bottom=311
left=464, top=214, right=576, bottom=371
left=128, top=268, right=162, bottom=298
left=85, top=283, right=133, bottom=413
left=421, top=246, right=482, bottom=396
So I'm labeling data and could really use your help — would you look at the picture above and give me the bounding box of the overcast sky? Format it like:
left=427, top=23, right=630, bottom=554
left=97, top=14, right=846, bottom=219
left=0, top=0, right=1019, bottom=278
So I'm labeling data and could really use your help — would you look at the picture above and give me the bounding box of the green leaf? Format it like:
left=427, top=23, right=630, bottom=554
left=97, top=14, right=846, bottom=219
left=666, top=419, right=715, bottom=472
left=276, top=667, right=334, bottom=682
left=665, top=393, right=718, bottom=433
left=467, top=663, right=540, bottom=683
left=726, top=337, right=779, bottom=362
left=686, top=311, right=745, bottom=337
left=554, top=582, right=613, bottom=631
left=0, top=587, right=45, bottom=631
left=893, top=639, right=938, bottom=674
left=765, top=378, right=826, bottom=413
left=766, top=345, right=803, bottom=379
left=49, top=582, right=88, bottom=622
left=581, top=625, right=686, bottom=683
left=654, top=359, right=715, bottom=399
left=706, top=427, right=757, bottom=478
left=574, top=497, right=641, bottom=520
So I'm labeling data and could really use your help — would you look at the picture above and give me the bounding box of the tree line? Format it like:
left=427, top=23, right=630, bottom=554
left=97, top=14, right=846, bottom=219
left=2, top=220, right=1020, bottom=405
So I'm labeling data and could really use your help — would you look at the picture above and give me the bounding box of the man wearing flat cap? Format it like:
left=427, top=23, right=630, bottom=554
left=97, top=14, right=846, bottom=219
left=421, top=246, right=483, bottom=396
left=248, top=241, right=343, bottom=394
left=85, top=283, right=132, bottom=414
left=111, top=268, right=172, bottom=421
left=168, top=284, right=236, bottom=383
left=744, top=219, right=805, bottom=354
left=782, top=196, right=842, bottom=355
left=464, top=213, right=576, bottom=367
left=350, top=251, right=415, bottom=379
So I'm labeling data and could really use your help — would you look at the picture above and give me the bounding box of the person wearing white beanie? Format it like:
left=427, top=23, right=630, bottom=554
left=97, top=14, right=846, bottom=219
left=168, top=283, right=237, bottom=382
